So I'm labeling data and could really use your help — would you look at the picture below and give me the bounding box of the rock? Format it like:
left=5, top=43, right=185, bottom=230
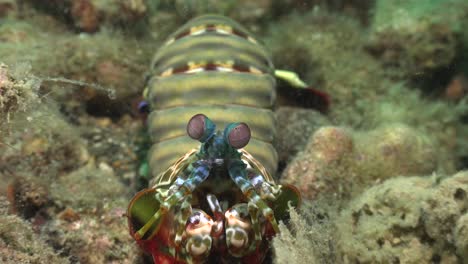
left=454, top=213, right=468, bottom=260
left=282, top=124, right=436, bottom=200
left=7, top=176, right=48, bottom=219
left=336, top=171, right=468, bottom=263
left=0, top=196, right=67, bottom=263
left=275, top=107, right=330, bottom=165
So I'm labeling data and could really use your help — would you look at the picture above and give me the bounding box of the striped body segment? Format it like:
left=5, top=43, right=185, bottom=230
left=145, top=15, right=278, bottom=181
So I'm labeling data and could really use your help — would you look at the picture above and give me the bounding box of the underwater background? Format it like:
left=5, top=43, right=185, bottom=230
left=0, top=0, right=467, bottom=263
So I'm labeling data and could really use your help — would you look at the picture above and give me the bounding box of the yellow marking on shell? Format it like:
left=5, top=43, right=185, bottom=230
left=160, top=68, right=173, bottom=77
left=164, top=38, right=175, bottom=46
left=216, top=67, right=235, bottom=73
left=186, top=68, right=206, bottom=74
left=216, top=60, right=234, bottom=68
left=213, top=60, right=235, bottom=72
left=215, top=24, right=233, bottom=35
left=186, top=61, right=208, bottom=74
left=249, top=66, right=263, bottom=75
left=247, top=36, right=258, bottom=44
left=188, top=61, right=206, bottom=70
left=190, top=25, right=206, bottom=35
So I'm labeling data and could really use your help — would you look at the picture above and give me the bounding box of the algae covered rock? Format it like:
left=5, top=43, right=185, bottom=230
left=282, top=123, right=437, bottom=200
left=49, top=162, right=125, bottom=211
left=336, top=171, right=468, bottom=263
left=352, top=84, right=466, bottom=172
left=0, top=63, right=143, bottom=262
left=0, top=196, right=67, bottom=264
left=0, top=19, right=152, bottom=117
left=353, top=124, right=437, bottom=182
left=336, top=176, right=434, bottom=263
left=454, top=213, right=468, bottom=260
left=367, top=22, right=456, bottom=79
left=422, top=171, right=468, bottom=250
left=265, top=11, right=467, bottom=169
left=23, top=0, right=149, bottom=33
left=45, top=162, right=140, bottom=263
left=275, top=106, right=331, bottom=165
left=282, top=126, right=353, bottom=200
left=0, top=62, right=41, bottom=127
left=366, top=0, right=468, bottom=80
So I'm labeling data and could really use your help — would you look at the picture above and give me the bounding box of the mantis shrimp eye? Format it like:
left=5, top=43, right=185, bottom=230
left=224, top=122, right=251, bottom=149
left=187, top=114, right=215, bottom=142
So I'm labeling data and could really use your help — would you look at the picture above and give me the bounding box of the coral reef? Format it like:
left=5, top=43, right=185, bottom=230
left=0, top=59, right=143, bottom=262
left=1, top=1, right=468, bottom=263
left=266, top=10, right=468, bottom=170
left=0, top=17, right=153, bottom=118
left=336, top=171, right=468, bottom=263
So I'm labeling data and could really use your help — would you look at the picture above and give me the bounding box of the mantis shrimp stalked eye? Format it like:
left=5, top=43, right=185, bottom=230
left=224, top=122, right=251, bottom=149
left=187, top=113, right=215, bottom=143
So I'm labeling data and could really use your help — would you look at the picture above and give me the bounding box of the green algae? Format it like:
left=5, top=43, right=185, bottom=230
left=0, top=197, right=67, bottom=263
left=273, top=201, right=336, bottom=264
left=336, top=171, right=468, bottom=263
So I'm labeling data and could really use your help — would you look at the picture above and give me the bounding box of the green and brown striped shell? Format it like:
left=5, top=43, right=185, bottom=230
left=128, top=15, right=304, bottom=264
left=144, top=15, right=278, bottom=181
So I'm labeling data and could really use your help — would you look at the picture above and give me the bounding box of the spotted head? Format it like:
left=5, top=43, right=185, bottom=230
left=186, top=114, right=251, bottom=160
